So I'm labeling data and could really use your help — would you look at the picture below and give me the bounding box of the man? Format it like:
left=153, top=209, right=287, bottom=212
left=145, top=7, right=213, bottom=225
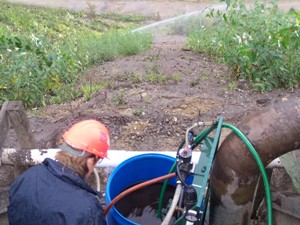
left=8, top=119, right=110, bottom=225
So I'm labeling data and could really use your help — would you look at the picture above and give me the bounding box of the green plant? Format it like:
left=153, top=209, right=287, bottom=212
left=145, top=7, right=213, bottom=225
left=115, top=31, right=153, bottom=56
left=133, top=109, right=144, bottom=116
left=143, top=53, right=159, bottom=62
left=145, top=72, right=167, bottom=84
left=0, top=2, right=152, bottom=108
left=81, top=83, right=104, bottom=101
left=124, top=71, right=143, bottom=84
left=188, top=0, right=300, bottom=91
left=170, top=72, right=181, bottom=83
left=104, top=80, right=117, bottom=89
left=48, top=84, right=81, bottom=105
left=145, top=65, right=167, bottom=84
left=113, top=88, right=126, bottom=106
left=228, top=80, right=237, bottom=90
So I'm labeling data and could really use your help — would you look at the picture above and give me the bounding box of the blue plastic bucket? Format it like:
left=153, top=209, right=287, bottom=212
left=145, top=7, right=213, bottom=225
left=105, top=153, right=177, bottom=225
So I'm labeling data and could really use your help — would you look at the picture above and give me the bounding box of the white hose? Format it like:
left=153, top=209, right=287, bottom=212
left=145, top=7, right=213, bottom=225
left=93, top=168, right=101, bottom=192
left=161, top=183, right=183, bottom=225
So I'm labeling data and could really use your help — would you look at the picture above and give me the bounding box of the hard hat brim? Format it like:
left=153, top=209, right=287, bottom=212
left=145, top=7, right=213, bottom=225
left=59, top=145, right=89, bottom=157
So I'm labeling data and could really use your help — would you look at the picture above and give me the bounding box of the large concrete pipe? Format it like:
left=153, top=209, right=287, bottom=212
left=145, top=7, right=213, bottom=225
left=210, top=98, right=300, bottom=225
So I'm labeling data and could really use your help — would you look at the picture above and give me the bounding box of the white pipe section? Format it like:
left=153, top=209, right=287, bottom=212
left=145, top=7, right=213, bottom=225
left=1, top=148, right=60, bottom=166
left=161, top=183, right=183, bottom=225
left=0, top=148, right=199, bottom=167
left=100, top=150, right=201, bottom=167
left=1, top=148, right=281, bottom=168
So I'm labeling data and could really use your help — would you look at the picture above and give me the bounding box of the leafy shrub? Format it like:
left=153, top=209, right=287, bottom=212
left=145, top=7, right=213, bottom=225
left=188, top=0, right=300, bottom=91
left=0, top=2, right=152, bottom=108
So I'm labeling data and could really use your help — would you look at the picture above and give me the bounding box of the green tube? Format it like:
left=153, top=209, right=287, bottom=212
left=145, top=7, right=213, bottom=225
left=193, top=125, right=216, bottom=146
left=222, top=123, right=273, bottom=225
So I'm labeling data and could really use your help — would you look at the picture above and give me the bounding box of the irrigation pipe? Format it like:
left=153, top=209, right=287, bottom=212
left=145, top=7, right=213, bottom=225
left=104, top=172, right=176, bottom=216
left=161, top=183, right=183, bottom=225
left=158, top=162, right=177, bottom=219
left=93, top=168, right=101, bottom=192
left=222, top=123, right=273, bottom=225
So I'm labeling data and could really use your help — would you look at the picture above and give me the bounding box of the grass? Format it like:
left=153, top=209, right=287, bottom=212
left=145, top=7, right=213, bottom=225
left=188, top=0, right=300, bottom=92
left=0, top=1, right=153, bottom=108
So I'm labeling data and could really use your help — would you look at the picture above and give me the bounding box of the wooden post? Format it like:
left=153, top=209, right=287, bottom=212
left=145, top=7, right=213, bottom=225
left=6, top=101, right=36, bottom=148
left=0, top=101, right=37, bottom=224
left=0, top=102, right=10, bottom=150
left=0, top=102, right=11, bottom=223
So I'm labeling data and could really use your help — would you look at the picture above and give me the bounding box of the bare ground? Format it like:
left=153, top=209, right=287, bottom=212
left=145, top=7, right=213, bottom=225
left=4, top=33, right=300, bottom=152
left=3, top=0, right=300, bottom=151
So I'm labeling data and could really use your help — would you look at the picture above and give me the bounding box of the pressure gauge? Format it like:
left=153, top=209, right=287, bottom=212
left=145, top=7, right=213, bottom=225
left=185, top=209, right=198, bottom=222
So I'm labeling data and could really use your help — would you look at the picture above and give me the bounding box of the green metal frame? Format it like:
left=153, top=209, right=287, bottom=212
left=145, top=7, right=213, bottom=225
left=173, top=117, right=223, bottom=225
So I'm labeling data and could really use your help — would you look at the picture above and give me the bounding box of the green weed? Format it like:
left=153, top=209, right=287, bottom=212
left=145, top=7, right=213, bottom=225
left=145, top=72, right=167, bottom=84
left=125, top=71, right=143, bottom=84
left=113, top=88, right=126, bottom=106
left=145, top=65, right=167, bottom=84
left=228, top=80, right=237, bottom=90
left=133, top=109, right=144, bottom=116
left=81, top=83, right=104, bottom=101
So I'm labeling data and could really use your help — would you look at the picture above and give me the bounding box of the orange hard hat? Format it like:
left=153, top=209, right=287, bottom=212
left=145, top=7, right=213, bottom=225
left=61, top=119, right=110, bottom=158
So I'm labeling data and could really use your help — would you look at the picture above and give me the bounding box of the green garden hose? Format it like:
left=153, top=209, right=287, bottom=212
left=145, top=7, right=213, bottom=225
left=157, top=123, right=272, bottom=225
left=222, top=123, right=272, bottom=225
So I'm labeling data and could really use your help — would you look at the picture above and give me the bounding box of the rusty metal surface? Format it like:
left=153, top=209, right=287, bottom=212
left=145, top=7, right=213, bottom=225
left=210, top=98, right=300, bottom=225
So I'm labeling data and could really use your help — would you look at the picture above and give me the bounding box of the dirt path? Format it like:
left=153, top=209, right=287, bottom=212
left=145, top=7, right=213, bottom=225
left=6, top=0, right=300, bottom=19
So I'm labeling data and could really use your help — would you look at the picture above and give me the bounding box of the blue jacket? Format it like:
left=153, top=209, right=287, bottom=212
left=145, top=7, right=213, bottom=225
left=8, top=158, right=107, bottom=225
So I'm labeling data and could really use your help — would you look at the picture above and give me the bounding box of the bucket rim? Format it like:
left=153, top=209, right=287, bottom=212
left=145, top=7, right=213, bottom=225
left=105, top=153, right=176, bottom=224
